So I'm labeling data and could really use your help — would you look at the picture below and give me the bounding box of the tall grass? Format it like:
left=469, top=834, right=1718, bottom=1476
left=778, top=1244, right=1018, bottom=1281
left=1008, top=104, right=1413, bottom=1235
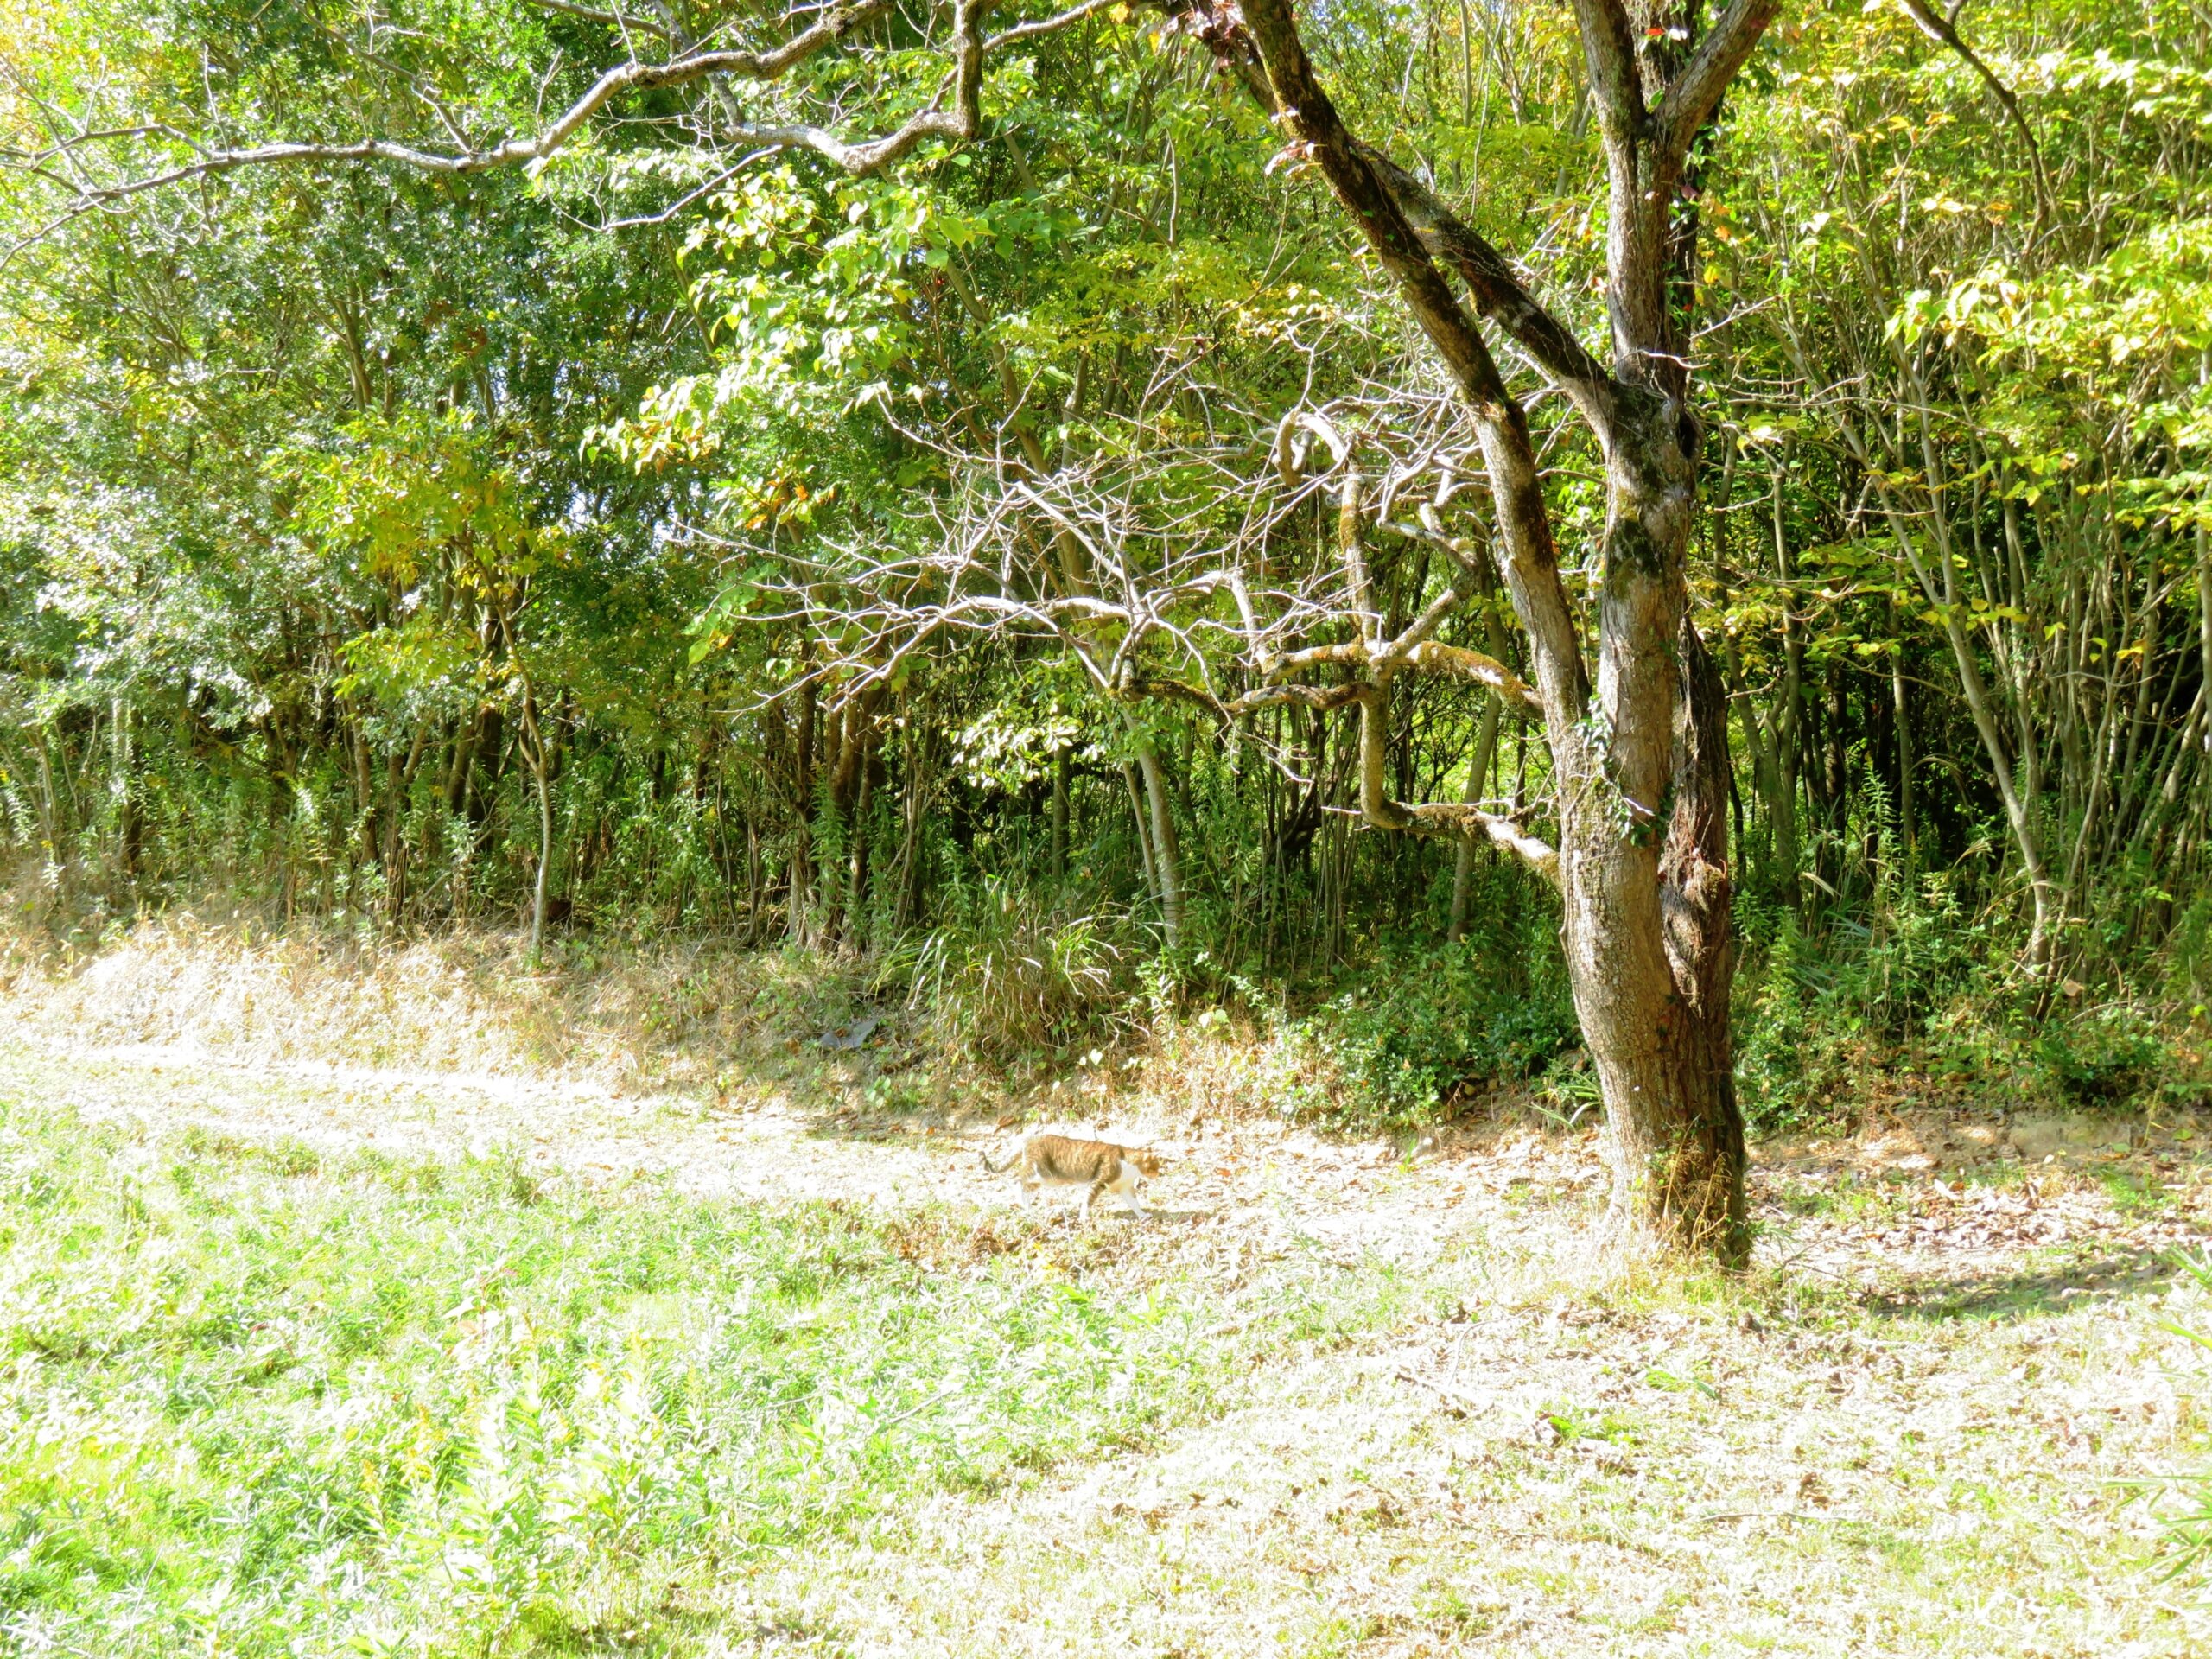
left=873, top=874, right=1132, bottom=1065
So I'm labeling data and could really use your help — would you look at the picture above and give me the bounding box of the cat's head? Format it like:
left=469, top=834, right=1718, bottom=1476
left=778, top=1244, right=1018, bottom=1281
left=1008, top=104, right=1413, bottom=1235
left=1129, top=1147, right=1165, bottom=1177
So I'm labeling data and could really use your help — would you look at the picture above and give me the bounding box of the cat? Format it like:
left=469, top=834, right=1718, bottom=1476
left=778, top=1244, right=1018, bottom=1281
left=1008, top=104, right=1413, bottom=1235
left=981, top=1133, right=1162, bottom=1219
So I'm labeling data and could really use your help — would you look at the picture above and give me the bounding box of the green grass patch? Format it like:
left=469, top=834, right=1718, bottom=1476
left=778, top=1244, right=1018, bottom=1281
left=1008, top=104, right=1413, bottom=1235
left=0, top=1096, right=1413, bottom=1656
left=2099, top=1166, right=2177, bottom=1216
left=1771, top=1170, right=1922, bottom=1226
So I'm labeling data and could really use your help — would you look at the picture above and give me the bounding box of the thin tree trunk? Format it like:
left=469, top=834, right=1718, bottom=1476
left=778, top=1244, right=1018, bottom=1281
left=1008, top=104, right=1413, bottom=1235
left=1135, top=737, right=1183, bottom=948
left=1891, top=624, right=1915, bottom=860
left=517, top=689, right=555, bottom=958
left=1449, top=587, right=1514, bottom=941
left=844, top=735, right=874, bottom=950
left=1122, top=760, right=1159, bottom=911
left=1446, top=693, right=1501, bottom=942
left=789, top=668, right=817, bottom=946
left=111, top=696, right=139, bottom=881
left=1051, top=741, right=1070, bottom=888
left=1870, top=475, right=2059, bottom=962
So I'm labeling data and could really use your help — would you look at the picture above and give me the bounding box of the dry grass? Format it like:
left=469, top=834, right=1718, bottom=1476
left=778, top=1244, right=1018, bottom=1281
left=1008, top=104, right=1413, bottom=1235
left=0, top=912, right=878, bottom=1091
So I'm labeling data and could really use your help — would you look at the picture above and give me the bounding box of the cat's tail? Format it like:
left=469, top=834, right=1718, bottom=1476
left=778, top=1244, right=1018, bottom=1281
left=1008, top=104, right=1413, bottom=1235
left=979, top=1146, right=1020, bottom=1174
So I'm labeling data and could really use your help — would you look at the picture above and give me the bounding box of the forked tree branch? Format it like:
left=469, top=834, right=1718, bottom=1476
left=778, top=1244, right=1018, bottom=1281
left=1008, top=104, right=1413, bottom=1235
left=1654, top=0, right=1782, bottom=172
left=1570, top=0, right=1647, bottom=152
left=1240, top=0, right=1591, bottom=729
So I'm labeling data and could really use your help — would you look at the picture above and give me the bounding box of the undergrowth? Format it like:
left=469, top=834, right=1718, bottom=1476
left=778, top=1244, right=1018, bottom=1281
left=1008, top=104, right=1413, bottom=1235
left=10, top=860, right=2212, bottom=1145
left=1732, top=868, right=2212, bottom=1135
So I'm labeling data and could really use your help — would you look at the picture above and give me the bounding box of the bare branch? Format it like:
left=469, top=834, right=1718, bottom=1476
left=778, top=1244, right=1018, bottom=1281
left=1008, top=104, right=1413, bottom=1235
left=46, top=3, right=891, bottom=205
left=16, top=0, right=1116, bottom=219
left=525, top=0, right=671, bottom=33
left=985, top=0, right=1120, bottom=52
left=1354, top=684, right=1558, bottom=879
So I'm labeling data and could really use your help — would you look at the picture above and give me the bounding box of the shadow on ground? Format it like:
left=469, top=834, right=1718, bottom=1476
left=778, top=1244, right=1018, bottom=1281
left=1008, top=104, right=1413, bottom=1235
left=1859, top=1245, right=2182, bottom=1322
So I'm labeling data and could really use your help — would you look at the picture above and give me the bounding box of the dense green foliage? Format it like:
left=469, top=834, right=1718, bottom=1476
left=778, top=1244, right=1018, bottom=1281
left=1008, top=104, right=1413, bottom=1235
left=5, top=1, right=2212, bottom=1122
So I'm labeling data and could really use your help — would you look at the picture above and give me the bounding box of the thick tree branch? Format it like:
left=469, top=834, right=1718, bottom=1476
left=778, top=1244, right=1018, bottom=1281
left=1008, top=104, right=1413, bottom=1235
left=1653, top=0, right=1780, bottom=171
left=1265, top=636, right=1541, bottom=712
left=1355, top=688, right=1559, bottom=879
left=1404, top=801, right=1561, bottom=878
left=1570, top=0, right=1647, bottom=149
left=1240, top=0, right=1591, bottom=731
left=1354, top=143, right=1618, bottom=435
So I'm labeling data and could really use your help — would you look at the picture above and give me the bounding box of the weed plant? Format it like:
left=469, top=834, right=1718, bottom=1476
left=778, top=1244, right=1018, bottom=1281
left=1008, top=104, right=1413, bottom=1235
left=871, top=873, right=1132, bottom=1066
left=2147, top=1249, right=2212, bottom=1585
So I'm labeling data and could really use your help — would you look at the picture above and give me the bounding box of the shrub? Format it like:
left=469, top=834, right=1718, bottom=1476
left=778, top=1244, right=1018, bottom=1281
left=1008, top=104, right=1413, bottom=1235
left=1259, top=941, right=1579, bottom=1132
left=2034, top=1001, right=2170, bottom=1105
left=1732, top=861, right=2018, bottom=1130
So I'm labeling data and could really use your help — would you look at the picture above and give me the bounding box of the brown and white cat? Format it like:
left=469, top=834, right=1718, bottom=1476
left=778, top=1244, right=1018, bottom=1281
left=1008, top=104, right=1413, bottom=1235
left=982, top=1134, right=1162, bottom=1219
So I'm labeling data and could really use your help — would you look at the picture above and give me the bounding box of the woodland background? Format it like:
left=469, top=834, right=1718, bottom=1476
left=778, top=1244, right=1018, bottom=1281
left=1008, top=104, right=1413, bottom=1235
left=5, top=0, right=2212, bottom=1130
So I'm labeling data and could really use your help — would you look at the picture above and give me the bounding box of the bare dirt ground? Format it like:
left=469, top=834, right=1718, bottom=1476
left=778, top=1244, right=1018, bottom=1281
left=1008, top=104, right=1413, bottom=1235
left=6, top=1026, right=2212, bottom=1655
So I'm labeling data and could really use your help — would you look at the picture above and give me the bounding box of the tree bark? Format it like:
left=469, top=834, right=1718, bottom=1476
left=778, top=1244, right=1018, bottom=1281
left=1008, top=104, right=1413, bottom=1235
left=1240, top=0, right=1767, bottom=1259
left=1562, top=404, right=1746, bottom=1262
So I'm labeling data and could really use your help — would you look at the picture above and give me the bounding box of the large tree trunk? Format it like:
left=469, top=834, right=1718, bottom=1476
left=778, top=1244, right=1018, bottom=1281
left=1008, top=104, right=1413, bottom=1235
left=1567, top=610, right=1743, bottom=1255
left=1239, top=0, right=1768, bottom=1260
left=1559, top=412, right=1745, bottom=1261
